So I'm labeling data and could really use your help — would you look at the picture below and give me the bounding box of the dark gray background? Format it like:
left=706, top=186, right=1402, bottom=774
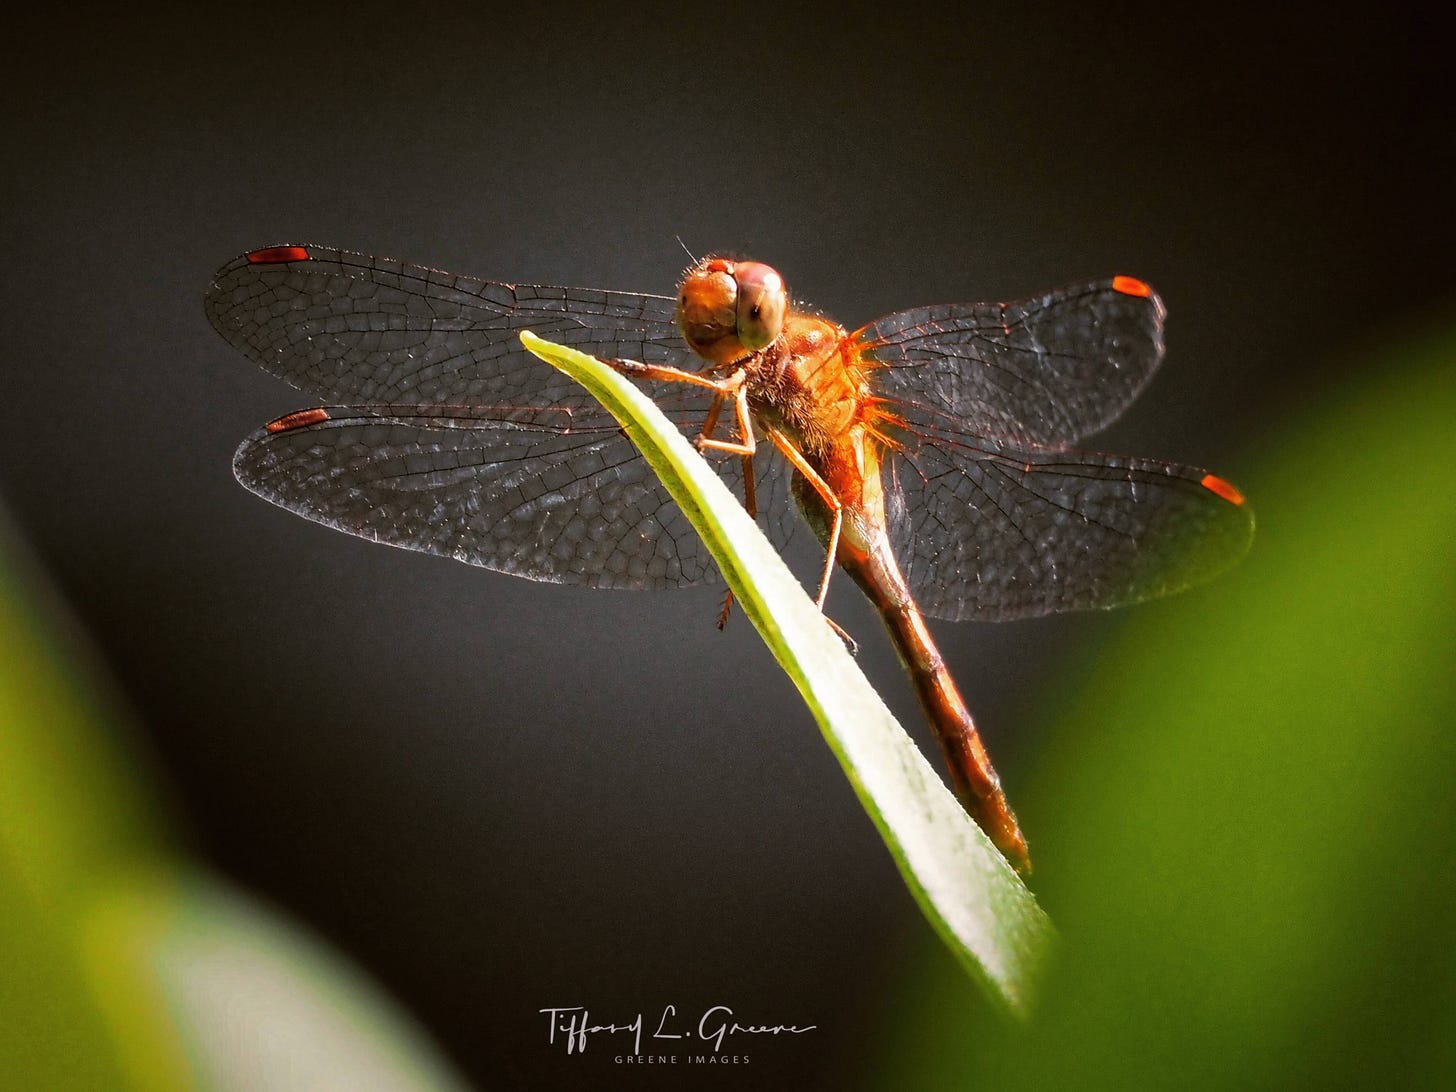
left=3, top=5, right=1447, bottom=1088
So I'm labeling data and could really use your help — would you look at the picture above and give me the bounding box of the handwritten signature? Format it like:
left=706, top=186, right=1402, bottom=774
left=540, top=1005, right=816, bottom=1055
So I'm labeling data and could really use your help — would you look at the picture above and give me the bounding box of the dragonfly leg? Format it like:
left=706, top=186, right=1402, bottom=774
left=610, top=359, right=760, bottom=630
left=609, top=358, right=755, bottom=454
left=676, top=373, right=760, bottom=630
left=766, top=428, right=843, bottom=612
left=714, top=384, right=759, bottom=630
left=697, top=388, right=729, bottom=446
left=608, top=357, right=727, bottom=393
left=826, top=616, right=859, bottom=655
left=694, top=370, right=756, bottom=457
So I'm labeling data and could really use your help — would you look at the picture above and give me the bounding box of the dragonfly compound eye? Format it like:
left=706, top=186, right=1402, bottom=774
left=732, top=261, right=786, bottom=351
left=676, top=263, right=742, bottom=364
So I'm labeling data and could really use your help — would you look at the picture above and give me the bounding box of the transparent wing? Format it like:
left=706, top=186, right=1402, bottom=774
left=205, top=244, right=693, bottom=408
left=233, top=404, right=803, bottom=589
left=213, top=245, right=804, bottom=585
left=855, top=277, right=1166, bottom=448
left=884, top=430, right=1254, bottom=622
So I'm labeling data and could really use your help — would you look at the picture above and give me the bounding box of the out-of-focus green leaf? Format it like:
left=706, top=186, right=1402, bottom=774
left=0, top=529, right=188, bottom=1090
left=877, top=320, right=1456, bottom=1088
left=0, top=524, right=470, bottom=1091
left=150, top=877, right=471, bottom=1092
left=520, top=331, right=1053, bottom=1017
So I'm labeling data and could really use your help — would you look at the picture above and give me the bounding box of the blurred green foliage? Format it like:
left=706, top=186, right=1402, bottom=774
left=0, top=537, right=188, bottom=1089
left=873, top=320, right=1456, bottom=1088
left=0, top=530, right=467, bottom=1090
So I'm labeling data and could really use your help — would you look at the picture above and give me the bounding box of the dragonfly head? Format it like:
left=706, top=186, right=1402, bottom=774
left=676, top=257, right=787, bottom=365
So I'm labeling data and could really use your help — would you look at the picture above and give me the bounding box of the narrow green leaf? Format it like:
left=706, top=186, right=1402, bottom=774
left=520, top=330, right=1053, bottom=1016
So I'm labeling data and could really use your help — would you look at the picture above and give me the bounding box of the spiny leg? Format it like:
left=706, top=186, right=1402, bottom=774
left=765, top=429, right=840, bottom=609
left=698, top=377, right=756, bottom=628
left=764, top=429, right=857, bottom=653
left=609, top=357, right=733, bottom=394
left=609, top=359, right=757, bottom=629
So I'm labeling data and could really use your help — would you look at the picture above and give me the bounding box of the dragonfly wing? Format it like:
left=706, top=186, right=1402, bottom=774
left=206, top=244, right=691, bottom=408
left=234, top=405, right=800, bottom=589
left=884, top=437, right=1254, bottom=621
left=855, top=277, right=1165, bottom=447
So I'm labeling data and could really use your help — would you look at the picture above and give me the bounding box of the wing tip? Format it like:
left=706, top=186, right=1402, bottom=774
left=1200, top=473, right=1247, bottom=507
left=1111, top=274, right=1153, bottom=299
left=245, top=245, right=313, bottom=265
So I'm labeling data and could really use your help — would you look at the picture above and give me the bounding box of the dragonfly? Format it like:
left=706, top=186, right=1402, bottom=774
left=208, top=244, right=1254, bottom=874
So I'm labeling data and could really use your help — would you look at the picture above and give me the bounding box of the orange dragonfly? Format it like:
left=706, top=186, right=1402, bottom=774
left=209, top=245, right=1254, bottom=873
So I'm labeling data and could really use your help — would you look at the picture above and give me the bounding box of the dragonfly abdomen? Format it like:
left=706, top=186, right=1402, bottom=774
left=842, top=532, right=1032, bottom=874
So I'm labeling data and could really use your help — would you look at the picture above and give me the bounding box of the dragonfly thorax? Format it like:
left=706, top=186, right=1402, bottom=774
left=743, top=315, right=864, bottom=460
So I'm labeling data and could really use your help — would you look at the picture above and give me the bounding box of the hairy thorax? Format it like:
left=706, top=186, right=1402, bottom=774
left=743, top=314, right=893, bottom=555
left=744, top=314, right=866, bottom=458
